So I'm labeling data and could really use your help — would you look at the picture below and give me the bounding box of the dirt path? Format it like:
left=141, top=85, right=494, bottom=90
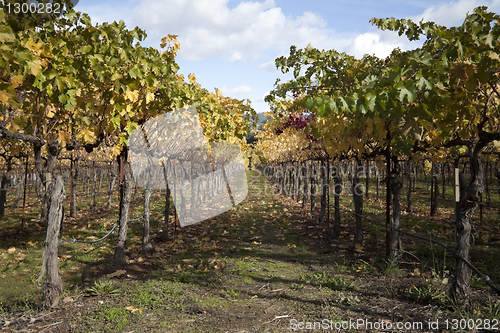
left=1, top=170, right=498, bottom=332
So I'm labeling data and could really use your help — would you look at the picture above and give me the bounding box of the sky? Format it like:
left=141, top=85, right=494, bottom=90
left=74, top=0, right=500, bottom=113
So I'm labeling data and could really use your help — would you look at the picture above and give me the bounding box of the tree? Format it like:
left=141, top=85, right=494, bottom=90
left=373, top=5, right=500, bottom=307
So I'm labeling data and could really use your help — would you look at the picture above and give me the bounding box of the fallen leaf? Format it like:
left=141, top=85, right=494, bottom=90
left=107, top=270, right=127, bottom=278
left=354, top=243, right=364, bottom=253
left=7, top=247, right=16, bottom=254
left=125, top=306, right=143, bottom=314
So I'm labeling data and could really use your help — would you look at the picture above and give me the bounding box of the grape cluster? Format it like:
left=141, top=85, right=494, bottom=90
left=275, top=112, right=319, bottom=142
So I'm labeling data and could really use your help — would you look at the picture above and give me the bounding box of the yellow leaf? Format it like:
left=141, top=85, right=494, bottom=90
left=77, top=128, right=94, bottom=143
left=57, top=131, right=71, bottom=147
left=7, top=247, right=16, bottom=254
left=111, top=145, right=122, bottom=157
left=46, top=103, right=57, bottom=118
left=125, top=89, right=139, bottom=102
left=10, top=75, right=22, bottom=88
left=354, top=243, right=364, bottom=253
left=126, top=104, right=134, bottom=116
left=29, top=59, right=42, bottom=76
left=214, top=87, right=222, bottom=98
left=146, top=91, right=155, bottom=104
left=0, top=92, right=13, bottom=106
left=188, top=73, right=196, bottom=83
left=125, top=306, right=143, bottom=314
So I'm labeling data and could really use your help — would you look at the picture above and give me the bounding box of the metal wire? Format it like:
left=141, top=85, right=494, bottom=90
left=59, top=208, right=169, bottom=244
left=332, top=203, right=500, bottom=296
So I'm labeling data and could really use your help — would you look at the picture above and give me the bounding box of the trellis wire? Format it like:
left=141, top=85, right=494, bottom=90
left=60, top=208, right=171, bottom=245
left=333, top=204, right=500, bottom=296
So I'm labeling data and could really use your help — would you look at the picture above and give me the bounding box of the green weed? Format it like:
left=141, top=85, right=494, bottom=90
left=406, top=284, right=446, bottom=304
left=300, top=272, right=355, bottom=291
left=86, top=280, right=121, bottom=296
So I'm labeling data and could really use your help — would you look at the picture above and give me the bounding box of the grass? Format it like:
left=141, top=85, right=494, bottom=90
left=87, top=305, right=132, bottom=332
left=299, top=272, right=355, bottom=291
left=0, top=169, right=499, bottom=332
left=86, top=279, right=121, bottom=296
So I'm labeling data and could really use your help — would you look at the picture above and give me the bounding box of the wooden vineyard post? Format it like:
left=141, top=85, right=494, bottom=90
left=302, top=161, right=308, bottom=208
left=454, top=164, right=460, bottom=235
left=353, top=159, right=364, bottom=244
left=496, top=170, right=500, bottom=224
left=70, top=156, right=74, bottom=216
left=310, top=160, right=315, bottom=212
left=142, top=186, right=153, bottom=254
left=327, top=160, right=330, bottom=225
left=385, top=148, right=391, bottom=259
left=365, top=160, right=369, bottom=199
left=107, top=162, right=117, bottom=208
left=37, top=175, right=65, bottom=308
left=162, top=161, right=171, bottom=242
left=333, top=163, right=341, bottom=236
left=21, top=155, right=29, bottom=228
left=114, top=148, right=132, bottom=267
left=319, top=160, right=327, bottom=223
left=430, top=162, right=435, bottom=216
left=91, top=161, right=96, bottom=210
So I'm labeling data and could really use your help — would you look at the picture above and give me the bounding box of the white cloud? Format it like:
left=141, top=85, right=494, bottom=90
left=258, top=59, right=278, bottom=71
left=347, top=31, right=416, bottom=59
left=408, top=0, right=500, bottom=26
left=346, top=0, right=500, bottom=59
left=220, top=85, right=253, bottom=97
left=261, top=91, right=271, bottom=102
left=130, top=0, right=335, bottom=62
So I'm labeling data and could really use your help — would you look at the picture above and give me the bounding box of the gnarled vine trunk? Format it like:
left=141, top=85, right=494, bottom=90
left=352, top=161, right=363, bottom=244
left=389, top=167, right=403, bottom=262
left=114, top=149, right=133, bottom=267
left=38, top=175, right=65, bottom=308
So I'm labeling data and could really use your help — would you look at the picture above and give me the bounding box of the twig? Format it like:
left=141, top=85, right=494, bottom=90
left=39, top=321, right=63, bottom=332
left=264, top=314, right=290, bottom=324
left=258, top=283, right=269, bottom=291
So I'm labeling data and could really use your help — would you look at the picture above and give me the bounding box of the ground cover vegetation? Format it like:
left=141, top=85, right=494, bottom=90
left=0, top=1, right=499, bottom=332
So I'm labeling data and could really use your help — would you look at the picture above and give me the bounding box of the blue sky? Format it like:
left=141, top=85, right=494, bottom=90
left=74, top=0, right=500, bottom=113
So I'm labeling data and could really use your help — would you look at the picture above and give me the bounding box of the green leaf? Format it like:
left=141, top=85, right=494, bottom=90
left=129, top=67, right=141, bottom=79
left=110, top=115, right=121, bottom=129
left=317, top=103, right=326, bottom=117
left=33, top=73, right=46, bottom=89
left=79, top=45, right=92, bottom=54
left=126, top=121, right=137, bottom=134
left=399, top=87, right=416, bottom=103
left=108, top=57, right=120, bottom=67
